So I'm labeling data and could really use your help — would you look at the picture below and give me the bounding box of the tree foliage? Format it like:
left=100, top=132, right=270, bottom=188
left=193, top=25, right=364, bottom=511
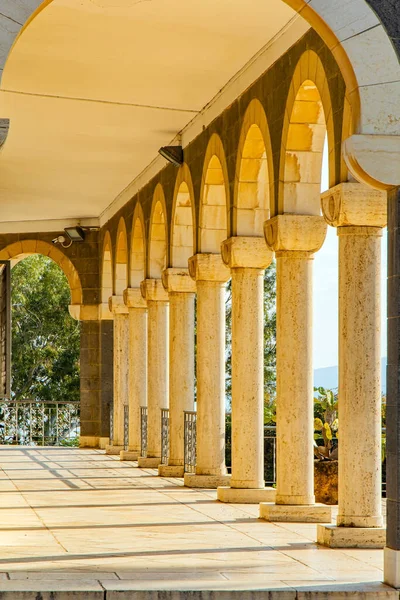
left=225, top=262, right=277, bottom=419
left=11, top=255, right=80, bottom=403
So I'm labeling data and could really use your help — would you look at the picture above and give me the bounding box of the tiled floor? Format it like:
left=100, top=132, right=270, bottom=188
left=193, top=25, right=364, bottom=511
left=0, top=446, right=395, bottom=598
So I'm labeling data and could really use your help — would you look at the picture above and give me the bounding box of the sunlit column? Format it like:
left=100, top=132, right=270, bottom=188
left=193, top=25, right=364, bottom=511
left=105, top=296, right=129, bottom=455
left=260, top=214, right=331, bottom=522
left=158, top=269, right=196, bottom=477
left=184, top=254, right=231, bottom=488
left=217, top=237, right=276, bottom=503
left=137, top=279, right=169, bottom=468
left=318, top=183, right=386, bottom=547
left=119, top=288, right=147, bottom=461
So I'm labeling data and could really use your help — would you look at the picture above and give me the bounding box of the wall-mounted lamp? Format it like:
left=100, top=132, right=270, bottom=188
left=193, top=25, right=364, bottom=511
left=52, top=226, right=86, bottom=248
left=158, top=145, right=184, bottom=167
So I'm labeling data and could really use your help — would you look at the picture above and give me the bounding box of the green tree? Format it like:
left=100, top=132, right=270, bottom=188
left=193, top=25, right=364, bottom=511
left=11, top=255, right=80, bottom=403
left=225, top=262, right=276, bottom=417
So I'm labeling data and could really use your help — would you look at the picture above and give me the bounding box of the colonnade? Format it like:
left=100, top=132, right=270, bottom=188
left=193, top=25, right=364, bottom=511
left=105, top=182, right=386, bottom=548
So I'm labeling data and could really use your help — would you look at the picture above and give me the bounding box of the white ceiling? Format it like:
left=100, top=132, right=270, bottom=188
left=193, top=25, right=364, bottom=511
left=0, top=0, right=301, bottom=225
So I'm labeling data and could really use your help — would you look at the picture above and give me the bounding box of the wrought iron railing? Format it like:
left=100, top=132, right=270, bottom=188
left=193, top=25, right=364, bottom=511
left=0, top=400, right=80, bottom=446
left=184, top=410, right=197, bottom=473
left=123, top=404, right=129, bottom=451
left=264, top=425, right=276, bottom=486
left=140, top=406, right=148, bottom=458
left=109, top=403, right=114, bottom=444
left=160, top=408, right=169, bottom=465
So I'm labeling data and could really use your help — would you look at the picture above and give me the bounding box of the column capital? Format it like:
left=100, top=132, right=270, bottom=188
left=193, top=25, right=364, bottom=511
left=321, top=182, right=386, bottom=228
left=123, top=287, right=147, bottom=309
left=69, top=304, right=102, bottom=321
left=140, top=278, right=169, bottom=302
left=162, top=268, right=196, bottom=293
left=188, top=254, right=230, bottom=282
left=109, top=295, right=129, bottom=315
left=264, top=215, right=326, bottom=255
left=221, top=237, right=273, bottom=269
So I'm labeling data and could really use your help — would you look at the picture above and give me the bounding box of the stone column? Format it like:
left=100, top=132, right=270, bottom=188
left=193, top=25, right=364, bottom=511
left=120, top=288, right=147, bottom=462
left=217, top=237, right=276, bottom=503
left=158, top=268, right=196, bottom=478
left=184, top=254, right=231, bottom=488
left=259, top=214, right=331, bottom=522
left=138, top=279, right=169, bottom=468
left=105, top=296, right=129, bottom=455
left=317, top=183, right=387, bottom=547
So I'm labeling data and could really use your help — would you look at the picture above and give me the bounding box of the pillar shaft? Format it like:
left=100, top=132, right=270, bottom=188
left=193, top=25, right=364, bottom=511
left=264, top=214, right=327, bottom=509
left=188, top=254, right=230, bottom=478
left=220, top=237, right=273, bottom=492
left=276, top=251, right=314, bottom=504
left=112, top=311, right=129, bottom=447
left=168, top=291, right=195, bottom=466
left=128, top=309, right=147, bottom=454
left=231, top=267, right=265, bottom=488
left=337, top=231, right=382, bottom=526
left=141, top=280, right=169, bottom=459
left=196, top=279, right=226, bottom=475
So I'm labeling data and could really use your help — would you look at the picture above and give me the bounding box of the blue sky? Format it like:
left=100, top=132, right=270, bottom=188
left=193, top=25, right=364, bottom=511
left=313, top=143, right=387, bottom=369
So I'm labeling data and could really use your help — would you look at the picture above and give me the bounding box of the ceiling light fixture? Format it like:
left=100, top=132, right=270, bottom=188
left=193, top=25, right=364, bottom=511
left=158, top=145, right=184, bottom=167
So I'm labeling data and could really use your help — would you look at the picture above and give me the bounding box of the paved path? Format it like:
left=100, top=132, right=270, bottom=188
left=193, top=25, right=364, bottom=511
left=0, top=446, right=395, bottom=598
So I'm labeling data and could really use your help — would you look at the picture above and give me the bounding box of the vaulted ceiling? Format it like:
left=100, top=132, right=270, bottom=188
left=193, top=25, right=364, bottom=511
left=0, top=0, right=304, bottom=226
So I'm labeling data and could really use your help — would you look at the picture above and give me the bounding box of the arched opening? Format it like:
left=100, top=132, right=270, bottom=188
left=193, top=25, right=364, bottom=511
left=199, top=136, right=229, bottom=253
left=0, top=253, right=81, bottom=445
left=171, top=175, right=195, bottom=268
left=235, top=101, right=273, bottom=235
left=130, top=204, right=146, bottom=287
left=115, top=218, right=128, bottom=296
left=282, top=78, right=329, bottom=215
left=101, top=232, right=113, bottom=305
left=149, top=185, right=167, bottom=278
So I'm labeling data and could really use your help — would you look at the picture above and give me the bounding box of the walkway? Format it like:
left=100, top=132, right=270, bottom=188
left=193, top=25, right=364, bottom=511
left=0, top=447, right=395, bottom=598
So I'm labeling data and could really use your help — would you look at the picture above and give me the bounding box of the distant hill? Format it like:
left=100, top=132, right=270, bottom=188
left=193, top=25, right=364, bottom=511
left=314, top=357, right=387, bottom=394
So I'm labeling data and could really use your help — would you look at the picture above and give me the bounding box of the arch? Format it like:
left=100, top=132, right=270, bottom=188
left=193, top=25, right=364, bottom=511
left=282, top=0, right=400, bottom=139
left=171, top=164, right=196, bottom=268
left=149, top=184, right=167, bottom=279
left=199, top=134, right=229, bottom=253
left=0, top=239, right=83, bottom=305
left=279, top=51, right=335, bottom=216
left=101, top=231, right=113, bottom=305
left=114, top=218, right=128, bottom=296
left=234, top=99, right=274, bottom=234
left=130, top=203, right=146, bottom=288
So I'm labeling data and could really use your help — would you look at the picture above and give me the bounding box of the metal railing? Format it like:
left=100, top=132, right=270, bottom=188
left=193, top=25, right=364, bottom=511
left=264, top=425, right=277, bottom=486
left=140, top=406, right=148, bottom=458
left=109, top=403, right=114, bottom=445
left=0, top=400, right=80, bottom=446
left=160, top=408, right=169, bottom=465
left=184, top=410, right=197, bottom=473
left=123, top=404, right=129, bottom=451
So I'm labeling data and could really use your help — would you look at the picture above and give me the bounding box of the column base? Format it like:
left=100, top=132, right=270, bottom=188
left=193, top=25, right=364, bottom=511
left=217, top=486, right=276, bottom=504
left=105, top=445, right=124, bottom=455
left=260, top=502, right=332, bottom=523
left=79, top=436, right=99, bottom=448
left=120, top=450, right=139, bottom=461
left=99, top=437, right=109, bottom=450
left=318, top=524, right=386, bottom=548
left=137, top=457, right=161, bottom=468
left=184, top=473, right=231, bottom=489
left=158, top=465, right=184, bottom=478
left=384, top=548, right=400, bottom=588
